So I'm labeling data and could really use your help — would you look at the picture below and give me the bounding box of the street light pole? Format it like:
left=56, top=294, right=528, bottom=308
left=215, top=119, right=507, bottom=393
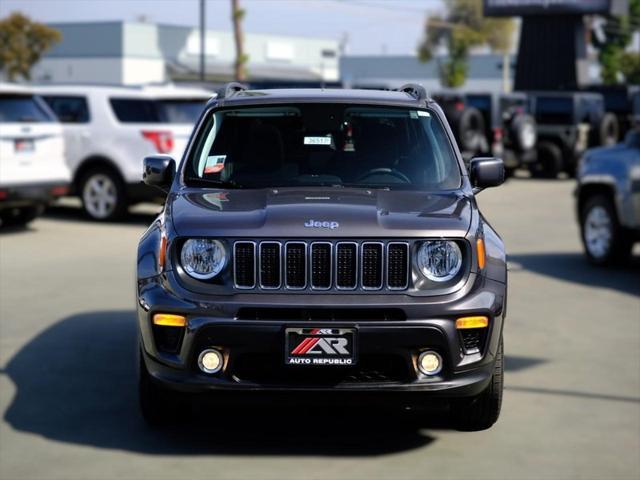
left=199, top=0, right=205, bottom=82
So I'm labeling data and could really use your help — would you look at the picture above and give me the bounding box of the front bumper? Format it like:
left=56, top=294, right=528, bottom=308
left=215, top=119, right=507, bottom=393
left=138, top=274, right=506, bottom=397
left=0, top=181, right=69, bottom=211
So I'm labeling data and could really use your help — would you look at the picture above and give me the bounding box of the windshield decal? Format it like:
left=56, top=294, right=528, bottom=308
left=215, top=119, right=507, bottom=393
left=204, top=155, right=226, bottom=174
left=304, top=136, right=332, bottom=146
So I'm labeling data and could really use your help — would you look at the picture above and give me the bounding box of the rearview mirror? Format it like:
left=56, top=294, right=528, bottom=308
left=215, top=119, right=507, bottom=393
left=143, top=155, right=175, bottom=191
left=469, top=157, right=504, bottom=193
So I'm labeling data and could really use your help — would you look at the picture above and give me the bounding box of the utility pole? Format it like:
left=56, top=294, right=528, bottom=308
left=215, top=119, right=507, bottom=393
left=232, top=0, right=247, bottom=81
left=199, top=0, right=205, bottom=82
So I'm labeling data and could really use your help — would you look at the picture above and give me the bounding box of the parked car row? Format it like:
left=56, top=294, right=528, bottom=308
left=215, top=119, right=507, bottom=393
left=0, top=84, right=71, bottom=226
left=433, top=87, right=639, bottom=179
left=0, top=83, right=214, bottom=226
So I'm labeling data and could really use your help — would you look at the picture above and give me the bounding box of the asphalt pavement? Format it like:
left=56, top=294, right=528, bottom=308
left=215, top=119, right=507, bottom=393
left=0, top=177, right=638, bottom=480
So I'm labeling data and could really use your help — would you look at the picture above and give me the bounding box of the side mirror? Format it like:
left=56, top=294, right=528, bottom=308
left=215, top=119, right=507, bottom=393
left=143, top=155, right=175, bottom=191
left=470, top=157, right=505, bottom=193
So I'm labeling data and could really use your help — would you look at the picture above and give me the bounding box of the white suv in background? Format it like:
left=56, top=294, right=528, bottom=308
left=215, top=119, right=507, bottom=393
left=35, top=84, right=213, bottom=220
left=0, top=84, right=70, bottom=227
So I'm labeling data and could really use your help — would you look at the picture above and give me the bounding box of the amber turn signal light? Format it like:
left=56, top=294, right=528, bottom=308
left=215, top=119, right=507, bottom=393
left=476, top=238, right=486, bottom=270
left=153, top=313, right=187, bottom=327
left=456, top=316, right=489, bottom=329
left=158, top=234, right=167, bottom=270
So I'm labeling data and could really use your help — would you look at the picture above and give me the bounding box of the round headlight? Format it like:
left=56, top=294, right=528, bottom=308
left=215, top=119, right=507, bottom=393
left=180, top=239, right=226, bottom=279
left=417, top=240, right=463, bottom=282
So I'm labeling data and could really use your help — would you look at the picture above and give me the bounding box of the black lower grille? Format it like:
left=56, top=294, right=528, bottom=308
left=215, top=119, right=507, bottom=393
left=153, top=325, right=184, bottom=353
left=361, top=243, right=383, bottom=289
left=285, top=242, right=306, bottom=288
left=231, top=353, right=409, bottom=386
left=259, top=242, right=281, bottom=288
left=311, top=243, right=332, bottom=289
left=336, top=243, right=357, bottom=289
left=460, top=329, right=486, bottom=354
left=236, top=307, right=407, bottom=321
left=234, top=242, right=255, bottom=288
left=387, top=243, right=409, bottom=289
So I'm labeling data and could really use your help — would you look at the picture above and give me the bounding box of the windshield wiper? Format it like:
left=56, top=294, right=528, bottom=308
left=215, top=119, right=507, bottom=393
left=186, top=178, right=243, bottom=189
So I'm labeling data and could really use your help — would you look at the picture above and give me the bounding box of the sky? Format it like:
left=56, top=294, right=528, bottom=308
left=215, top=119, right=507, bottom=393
left=0, top=0, right=447, bottom=55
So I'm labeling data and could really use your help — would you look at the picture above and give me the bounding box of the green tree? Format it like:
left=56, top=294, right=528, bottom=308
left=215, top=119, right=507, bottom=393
left=593, top=0, right=640, bottom=84
left=0, top=12, right=61, bottom=81
left=417, top=0, right=514, bottom=88
left=620, top=52, right=640, bottom=84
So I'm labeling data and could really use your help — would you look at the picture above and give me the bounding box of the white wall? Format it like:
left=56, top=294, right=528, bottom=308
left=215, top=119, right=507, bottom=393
left=122, top=58, right=166, bottom=85
left=30, top=57, right=165, bottom=85
left=31, top=58, right=123, bottom=84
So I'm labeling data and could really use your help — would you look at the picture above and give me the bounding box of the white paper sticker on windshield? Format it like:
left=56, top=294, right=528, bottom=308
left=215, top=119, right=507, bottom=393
left=204, top=155, right=226, bottom=174
left=304, top=136, right=332, bottom=146
left=417, top=110, right=430, bottom=117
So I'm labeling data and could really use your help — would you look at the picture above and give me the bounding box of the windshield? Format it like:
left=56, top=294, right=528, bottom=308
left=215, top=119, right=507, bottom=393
left=0, top=95, right=55, bottom=123
left=185, top=104, right=462, bottom=190
left=110, top=98, right=207, bottom=124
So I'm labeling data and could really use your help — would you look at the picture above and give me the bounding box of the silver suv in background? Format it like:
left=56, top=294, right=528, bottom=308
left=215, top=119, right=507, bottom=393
left=0, top=84, right=70, bottom=227
left=36, top=84, right=213, bottom=220
left=576, top=126, right=640, bottom=265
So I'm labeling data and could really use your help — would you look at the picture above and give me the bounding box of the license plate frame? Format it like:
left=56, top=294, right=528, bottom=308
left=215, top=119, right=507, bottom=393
left=285, top=327, right=357, bottom=366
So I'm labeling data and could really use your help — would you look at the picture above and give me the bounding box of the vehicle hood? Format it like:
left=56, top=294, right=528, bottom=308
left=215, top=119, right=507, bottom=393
left=169, top=187, right=473, bottom=238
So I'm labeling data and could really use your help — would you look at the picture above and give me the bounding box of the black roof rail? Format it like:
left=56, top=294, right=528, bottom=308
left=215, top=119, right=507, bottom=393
left=397, top=83, right=428, bottom=102
left=216, top=82, right=248, bottom=99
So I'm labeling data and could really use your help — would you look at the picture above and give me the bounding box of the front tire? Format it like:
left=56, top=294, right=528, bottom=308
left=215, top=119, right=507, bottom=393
left=531, top=141, right=563, bottom=178
left=580, top=194, right=632, bottom=266
left=451, top=337, right=504, bottom=431
left=79, top=167, right=128, bottom=221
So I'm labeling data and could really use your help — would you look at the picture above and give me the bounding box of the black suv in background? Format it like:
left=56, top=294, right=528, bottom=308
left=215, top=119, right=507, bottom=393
left=526, top=91, right=618, bottom=177
left=137, top=84, right=508, bottom=431
left=433, top=91, right=537, bottom=175
left=432, top=91, right=489, bottom=160
left=586, top=84, right=639, bottom=139
left=467, top=92, right=537, bottom=175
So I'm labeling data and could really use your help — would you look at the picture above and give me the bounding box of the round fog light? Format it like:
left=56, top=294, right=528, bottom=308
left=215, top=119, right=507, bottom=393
left=418, top=351, right=443, bottom=376
left=198, top=349, right=223, bottom=374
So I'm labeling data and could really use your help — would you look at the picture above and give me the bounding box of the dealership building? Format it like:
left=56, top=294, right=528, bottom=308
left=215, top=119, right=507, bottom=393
left=30, top=21, right=340, bottom=85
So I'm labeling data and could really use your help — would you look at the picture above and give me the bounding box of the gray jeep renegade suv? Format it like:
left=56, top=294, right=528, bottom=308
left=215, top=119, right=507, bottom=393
left=136, top=84, right=507, bottom=431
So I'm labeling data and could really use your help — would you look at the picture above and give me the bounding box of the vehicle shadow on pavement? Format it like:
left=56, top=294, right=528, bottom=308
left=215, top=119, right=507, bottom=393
left=508, top=252, right=640, bottom=297
left=2, top=311, right=438, bottom=456
left=0, top=224, right=36, bottom=235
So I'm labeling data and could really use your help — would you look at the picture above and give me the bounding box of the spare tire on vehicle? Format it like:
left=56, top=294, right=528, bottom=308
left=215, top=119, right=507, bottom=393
left=531, top=140, right=563, bottom=178
left=450, top=106, right=487, bottom=154
left=599, top=112, right=619, bottom=146
left=509, top=113, right=537, bottom=152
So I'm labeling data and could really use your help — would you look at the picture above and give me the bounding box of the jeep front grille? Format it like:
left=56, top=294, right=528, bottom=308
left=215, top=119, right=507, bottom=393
left=361, top=243, right=383, bottom=289
left=311, top=242, right=332, bottom=289
left=233, top=240, right=410, bottom=291
left=259, top=242, right=281, bottom=288
left=336, top=242, right=358, bottom=289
